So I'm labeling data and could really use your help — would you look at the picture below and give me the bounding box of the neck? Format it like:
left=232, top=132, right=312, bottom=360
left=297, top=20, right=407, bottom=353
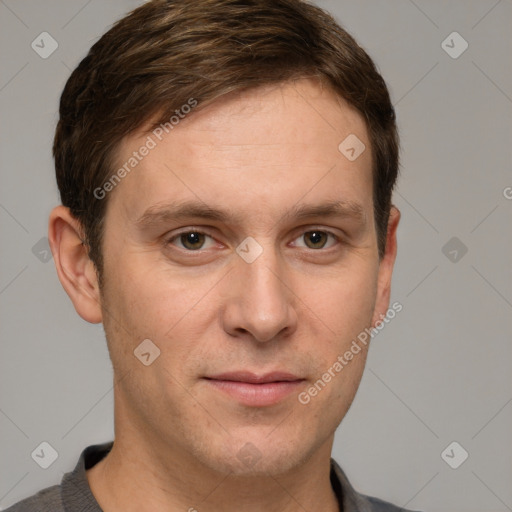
left=87, top=423, right=340, bottom=512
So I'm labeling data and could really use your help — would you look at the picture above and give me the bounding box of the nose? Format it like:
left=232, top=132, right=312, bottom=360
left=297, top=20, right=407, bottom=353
left=221, top=244, right=298, bottom=343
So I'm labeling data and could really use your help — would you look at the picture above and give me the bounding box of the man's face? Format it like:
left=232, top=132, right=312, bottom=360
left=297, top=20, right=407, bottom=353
left=97, top=78, right=394, bottom=476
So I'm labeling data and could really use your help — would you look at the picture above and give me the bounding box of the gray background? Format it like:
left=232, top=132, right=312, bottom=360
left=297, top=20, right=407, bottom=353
left=0, top=1, right=511, bottom=511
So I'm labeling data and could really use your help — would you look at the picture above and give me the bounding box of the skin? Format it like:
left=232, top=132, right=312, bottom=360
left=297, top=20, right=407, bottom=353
left=49, top=78, right=400, bottom=512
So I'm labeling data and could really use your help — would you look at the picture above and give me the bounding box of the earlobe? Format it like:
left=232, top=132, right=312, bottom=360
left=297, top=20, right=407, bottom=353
left=371, top=205, right=400, bottom=327
left=48, top=205, right=103, bottom=324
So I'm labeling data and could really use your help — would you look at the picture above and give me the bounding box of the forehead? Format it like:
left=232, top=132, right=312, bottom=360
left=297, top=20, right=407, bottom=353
left=106, top=78, right=373, bottom=228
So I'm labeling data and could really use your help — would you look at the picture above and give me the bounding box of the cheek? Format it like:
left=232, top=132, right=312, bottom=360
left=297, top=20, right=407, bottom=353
left=102, top=240, right=379, bottom=376
left=103, top=259, right=216, bottom=364
left=296, top=259, right=378, bottom=405
left=301, top=259, right=379, bottom=343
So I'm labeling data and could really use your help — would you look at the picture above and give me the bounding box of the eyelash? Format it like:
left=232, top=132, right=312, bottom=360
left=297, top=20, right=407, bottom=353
left=165, top=228, right=342, bottom=252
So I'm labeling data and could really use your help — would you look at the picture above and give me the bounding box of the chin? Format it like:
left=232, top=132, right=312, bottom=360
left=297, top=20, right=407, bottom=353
left=196, top=430, right=319, bottom=477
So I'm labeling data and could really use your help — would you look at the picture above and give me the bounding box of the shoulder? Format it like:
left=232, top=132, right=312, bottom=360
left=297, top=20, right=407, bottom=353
left=3, top=441, right=113, bottom=512
left=330, top=458, right=423, bottom=512
left=3, top=484, right=64, bottom=512
left=363, top=494, right=422, bottom=512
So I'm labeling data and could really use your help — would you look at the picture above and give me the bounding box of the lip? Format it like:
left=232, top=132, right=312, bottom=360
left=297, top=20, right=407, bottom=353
left=204, top=371, right=305, bottom=407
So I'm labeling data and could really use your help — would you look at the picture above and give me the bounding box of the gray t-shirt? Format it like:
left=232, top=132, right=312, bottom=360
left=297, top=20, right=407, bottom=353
left=4, top=442, right=420, bottom=512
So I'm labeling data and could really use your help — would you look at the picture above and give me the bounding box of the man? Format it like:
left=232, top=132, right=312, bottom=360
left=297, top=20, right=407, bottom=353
left=6, top=0, right=416, bottom=510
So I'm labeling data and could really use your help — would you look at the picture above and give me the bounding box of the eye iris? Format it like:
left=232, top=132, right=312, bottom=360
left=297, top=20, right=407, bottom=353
left=181, top=232, right=204, bottom=250
left=177, top=231, right=329, bottom=250
left=305, top=231, right=327, bottom=249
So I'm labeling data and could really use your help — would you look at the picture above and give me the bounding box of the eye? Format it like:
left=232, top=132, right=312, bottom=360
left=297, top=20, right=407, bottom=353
left=167, top=230, right=216, bottom=251
left=292, top=230, right=339, bottom=250
left=166, top=228, right=341, bottom=253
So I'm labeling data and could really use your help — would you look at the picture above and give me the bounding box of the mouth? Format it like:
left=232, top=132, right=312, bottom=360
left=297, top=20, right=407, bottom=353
left=203, top=371, right=306, bottom=407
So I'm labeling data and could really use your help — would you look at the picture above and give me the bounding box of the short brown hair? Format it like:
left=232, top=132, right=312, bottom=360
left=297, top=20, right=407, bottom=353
left=54, top=0, right=399, bottom=288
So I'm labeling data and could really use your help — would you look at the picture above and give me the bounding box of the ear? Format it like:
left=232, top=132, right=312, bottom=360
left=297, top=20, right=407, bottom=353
left=48, top=205, right=103, bottom=324
left=371, top=205, right=400, bottom=327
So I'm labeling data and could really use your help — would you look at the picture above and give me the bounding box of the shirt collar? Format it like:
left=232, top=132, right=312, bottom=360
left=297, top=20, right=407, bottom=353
left=61, top=441, right=375, bottom=512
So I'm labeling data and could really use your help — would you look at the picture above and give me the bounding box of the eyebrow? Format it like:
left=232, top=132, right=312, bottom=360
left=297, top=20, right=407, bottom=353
left=134, top=198, right=367, bottom=229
